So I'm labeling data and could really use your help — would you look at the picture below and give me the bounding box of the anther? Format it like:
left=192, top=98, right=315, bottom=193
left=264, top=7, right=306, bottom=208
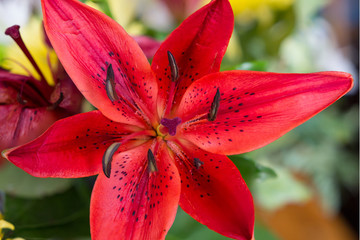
left=5, top=25, right=47, bottom=82
left=147, top=149, right=158, bottom=173
left=16, top=80, right=27, bottom=105
left=16, top=93, right=27, bottom=105
left=48, top=92, right=64, bottom=110
left=208, top=88, right=220, bottom=121
left=167, top=51, right=179, bottom=82
left=194, top=158, right=204, bottom=169
left=102, top=142, right=121, bottom=178
left=105, top=64, right=119, bottom=101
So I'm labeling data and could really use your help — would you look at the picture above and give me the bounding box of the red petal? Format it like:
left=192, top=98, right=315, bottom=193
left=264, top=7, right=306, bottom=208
left=0, top=68, right=52, bottom=101
left=0, top=71, right=49, bottom=107
left=0, top=80, right=18, bottom=104
left=151, top=0, right=233, bottom=114
left=167, top=140, right=254, bottom=240
left=0, top=105, right=60, bottom=150
left=176, top=71, right=353, bottom=155
left=4, top=111, right=141, bottom=178
left=41, top=0, right=158, bottom=127
left=90, top=140, right=181, bottom=240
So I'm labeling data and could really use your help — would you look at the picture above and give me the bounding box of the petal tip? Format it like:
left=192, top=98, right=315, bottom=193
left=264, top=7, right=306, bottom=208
left=1, top=148, right=11, bottom=160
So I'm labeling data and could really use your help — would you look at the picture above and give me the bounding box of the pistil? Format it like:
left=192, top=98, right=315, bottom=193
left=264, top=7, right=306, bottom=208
left=5, top=25, right=47, bottom=83
left=160, top=117, right=181, bottom=136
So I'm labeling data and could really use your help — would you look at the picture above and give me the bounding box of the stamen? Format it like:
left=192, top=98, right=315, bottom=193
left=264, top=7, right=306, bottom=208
left=194, top=158, right=204, bottom=169
left=164, top=51, right=179, bottom=116
left=208, top=88, right=220, bottom=121
left=16, top=93, right=27, bottom=105
left=102, top=142, right=121, bottom=178
left=105, top=64, right=119, bottom=101
left=103, top=129, right=156, bottom=177
left=48, top=92, right=64, bottom=110
left=167, top=51, right=179, bottom=82
left=147, top=149, right=158, bottom=173
left=5, top=25, right=47, bottom=82
left=16, top=81, right=27, bottom=105
left=166, top=141, right=197, bottom=175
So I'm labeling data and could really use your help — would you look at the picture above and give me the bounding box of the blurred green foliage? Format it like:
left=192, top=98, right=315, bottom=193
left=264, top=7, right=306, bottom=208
left=2, top=180, right=91, bottom=240
left=0, top=164, right=72, bottom=199
left=167, top=208, right=279, bottom=240
left=234, top=6, right=295, bottom=62
left=247, top=103, right=359, bottom=213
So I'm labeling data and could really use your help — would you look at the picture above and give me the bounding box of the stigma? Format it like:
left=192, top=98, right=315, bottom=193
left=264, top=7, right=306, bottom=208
left=160, top=117, right=182, bottom=136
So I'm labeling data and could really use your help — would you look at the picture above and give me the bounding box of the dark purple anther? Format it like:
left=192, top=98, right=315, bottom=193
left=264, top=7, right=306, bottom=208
left=160, top=117, right=182, bottom=136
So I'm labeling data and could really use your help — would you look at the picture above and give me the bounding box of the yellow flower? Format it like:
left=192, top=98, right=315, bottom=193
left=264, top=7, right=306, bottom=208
left=0, top=214, right=24, bottom=240
left=1, top=18, right=58, bottom=86
left=85, top=0, right=144, bottom=35
left=229, top=0, right=293, bottom=24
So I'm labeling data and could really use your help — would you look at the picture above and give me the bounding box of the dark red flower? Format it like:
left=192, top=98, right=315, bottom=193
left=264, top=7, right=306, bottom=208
left=160, top=0, right=203, bottom=22
left=0, top=25, right=82, bottom=155
left=3, top=0, right=353, bottom=239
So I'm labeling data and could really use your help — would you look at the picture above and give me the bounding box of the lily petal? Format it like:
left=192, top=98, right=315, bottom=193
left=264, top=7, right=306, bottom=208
left=0, top=70, right=49, bottom=107
left=3, top=110, right=142, bottom=178
left=168, top=140, right=254, bottom=240
left=41, top=0, right=158, bottom=127
left=151, top=0, right=233, bottom=114
left=177, top=71, right=353, bottom=155
left=0, top=80, right=18, bottom=104
left=0, top=105, right=60, bottom=150
left=90, top=140, right=181, bottom=240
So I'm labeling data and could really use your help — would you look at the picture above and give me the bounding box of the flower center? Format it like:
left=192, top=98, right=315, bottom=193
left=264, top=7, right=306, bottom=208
left=159, top=117, right=182, bottom=136
left=4, top=25, right=64, bottom=109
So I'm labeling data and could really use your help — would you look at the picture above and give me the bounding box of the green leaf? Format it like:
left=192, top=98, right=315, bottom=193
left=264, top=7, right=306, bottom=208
left=3, top=180, right=92, bottom=240
left=252, top=166, right=312, bottom=210
left=0, top=163, right=72, bottom=198
left=229, top=155, right=277, bottom=185
left=254, top=221, right=279, bottom=240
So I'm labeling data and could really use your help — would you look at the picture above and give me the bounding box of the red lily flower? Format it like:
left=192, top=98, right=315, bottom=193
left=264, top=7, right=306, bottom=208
left=3, top=0, right=353, bottom=239
left=0, top=25, right=82, bottom=157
